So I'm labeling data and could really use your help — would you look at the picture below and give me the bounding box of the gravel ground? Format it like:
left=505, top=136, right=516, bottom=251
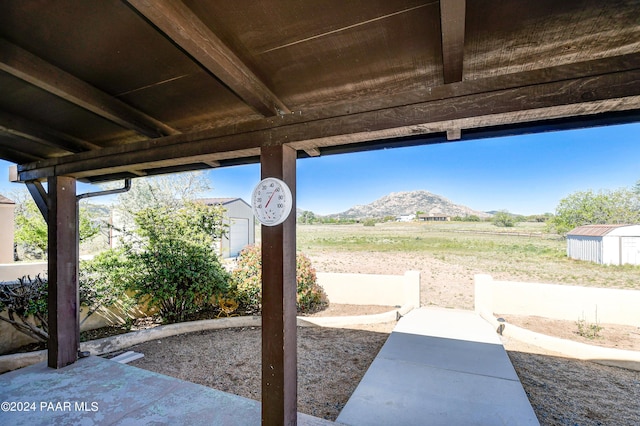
left=126, top=320, right=394, bottom=421
left=505, top=342, right=640, bottom=425
left=122, top=250, right=640, bottom=424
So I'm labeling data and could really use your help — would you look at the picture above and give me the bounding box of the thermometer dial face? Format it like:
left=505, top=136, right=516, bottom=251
left=251, top=177, right=293, bottom=226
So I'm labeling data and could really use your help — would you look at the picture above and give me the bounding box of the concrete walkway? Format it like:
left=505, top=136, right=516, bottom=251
left=337, top=308, right=539, bottom=426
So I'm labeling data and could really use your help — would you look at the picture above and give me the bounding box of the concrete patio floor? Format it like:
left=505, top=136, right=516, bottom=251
left=337, top=308, right=539, bottom=425
left=0, top=355, right=332, bottom=425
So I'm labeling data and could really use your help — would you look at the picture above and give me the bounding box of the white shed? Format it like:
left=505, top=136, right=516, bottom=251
left=567, top=224, right=640, bottom=265
left=0, top=194, right=15, bottom=263
left=200, top=198, right=255, bottom=258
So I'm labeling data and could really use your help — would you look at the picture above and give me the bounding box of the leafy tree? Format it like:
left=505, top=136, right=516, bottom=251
left=526, top=213, right=553, bottom=223
left=55, top=172, right=228, bottom=325
left=14, top=200, right=48, bottom=257
left=492, top=210, right=515, bottom=227
left=299, top=210, right=316, bottom=224
left=632, top=179, right=640, bottom=211
left=123, top=202, right=229, bottom=323
left=548, top=187, right=640, bottom=234
left=13, top=192, right=100, bottom=259
left=111, top=171, right=210, bottom=230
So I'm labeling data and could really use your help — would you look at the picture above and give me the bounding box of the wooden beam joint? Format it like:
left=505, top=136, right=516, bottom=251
left=446, top=128, right=462, bottom=140
left=303, top=148, right=321, bottom=157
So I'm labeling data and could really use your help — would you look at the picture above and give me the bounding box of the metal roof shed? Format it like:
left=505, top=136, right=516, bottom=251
left=567, top=225, right=640, bottom=265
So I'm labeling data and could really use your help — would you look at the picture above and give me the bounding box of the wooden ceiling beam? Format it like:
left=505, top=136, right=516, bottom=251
left=125, top=0, right=290, bottom=117
left=0, top=111, right=100, bottom=153
left=440, top=0, right=466, bottom=84
left=0, top=145, right=43, bottom=163
left=0, top=38, right=178, bottom=138
left=13, top=62, right=640, bottom=182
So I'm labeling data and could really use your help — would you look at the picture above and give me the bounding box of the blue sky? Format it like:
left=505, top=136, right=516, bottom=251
left=1, top=122, right=639, bottom=216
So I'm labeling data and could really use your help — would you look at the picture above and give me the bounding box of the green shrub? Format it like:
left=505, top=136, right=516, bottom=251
left=230, top=245, right=328, bottom=314
left=576, top=318, right=603, bottom=339
left=230, top=245, right=262, bottom=312
left=492, top=210, right=515, bottom=227
left=79, top=249, right=134, bottom=325
left=296, top=252, right=328, bottom=313
left=124, top=203, right=230, bottom=323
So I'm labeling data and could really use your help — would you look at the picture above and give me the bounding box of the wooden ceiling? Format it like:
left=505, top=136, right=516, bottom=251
left=1, top=0, right=639, bottom=183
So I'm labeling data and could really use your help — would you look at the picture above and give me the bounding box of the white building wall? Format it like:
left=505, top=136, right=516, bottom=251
left=0, top=203, right=15, bottom=263
left=620, top=237, right=640, bottom=265
left=218, top=200, right=255, bottom=258
left=602, top=235, right=621, bottom=265
left=608, top=225, right=640, bottom=266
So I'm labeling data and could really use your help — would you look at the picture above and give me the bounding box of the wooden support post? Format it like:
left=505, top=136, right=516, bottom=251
left=260, top=144, right=297, bottom=426
left=47, top=176, right=79, bottom=369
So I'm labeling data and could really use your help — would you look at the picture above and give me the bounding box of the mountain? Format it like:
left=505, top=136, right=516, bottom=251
left=330, top=190, right=491, bottom=219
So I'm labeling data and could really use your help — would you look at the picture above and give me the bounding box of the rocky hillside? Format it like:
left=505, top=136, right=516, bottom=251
left=332, top=190, right=491, bottom=219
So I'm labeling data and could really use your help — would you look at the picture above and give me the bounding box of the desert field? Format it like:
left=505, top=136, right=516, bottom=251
left=295, top=221, right=640, bottom=310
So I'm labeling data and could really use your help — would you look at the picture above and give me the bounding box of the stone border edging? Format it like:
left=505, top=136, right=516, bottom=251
left=479, top=311, right=640, bottom=371
left=297, top=304, right=412, bottom=327
left=0, top=350, right=47, bottom=374
left=0, top=306, right=412, bottom=374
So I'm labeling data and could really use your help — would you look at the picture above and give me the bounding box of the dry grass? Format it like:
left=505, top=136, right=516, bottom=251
left=297, top=222, right=640, bottom=291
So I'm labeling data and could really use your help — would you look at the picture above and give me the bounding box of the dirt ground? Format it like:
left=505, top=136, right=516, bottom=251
left=123, top=250, right=640, bottom=424
left=499, top=314, right=640, bottom=352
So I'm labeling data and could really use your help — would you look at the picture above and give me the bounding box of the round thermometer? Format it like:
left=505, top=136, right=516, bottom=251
left=251, top=177, right=293, bottom=226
